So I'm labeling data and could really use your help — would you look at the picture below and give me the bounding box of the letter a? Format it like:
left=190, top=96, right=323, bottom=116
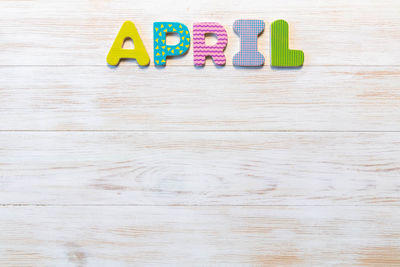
left=107, top=21, right=150, bottom=66
left=271, top=20, right=304, bottom=67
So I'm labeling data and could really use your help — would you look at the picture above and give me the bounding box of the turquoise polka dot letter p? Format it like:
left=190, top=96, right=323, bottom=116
left=153, top=22, right=191, bottom=66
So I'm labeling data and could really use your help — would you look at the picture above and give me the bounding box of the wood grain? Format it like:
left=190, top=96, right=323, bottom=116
left=1, top=206, right=399, bottom=266
left=1, top=132, right=399, bottom=205
left=1, top=66, right=400, bottom=131
left=1, top=0, right=400, bottom=265
left=1, top=0, right=400, bottom=66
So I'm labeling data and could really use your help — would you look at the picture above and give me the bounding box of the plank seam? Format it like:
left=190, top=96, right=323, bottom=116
left=1, top=204, right=400, bottom=207
left=0, top=130, right=399, bottom=133
left=1, top=65, right=400, bottom=67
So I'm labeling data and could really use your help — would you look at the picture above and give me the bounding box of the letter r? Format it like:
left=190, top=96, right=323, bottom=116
left=193, top=22, right=228, bottom=66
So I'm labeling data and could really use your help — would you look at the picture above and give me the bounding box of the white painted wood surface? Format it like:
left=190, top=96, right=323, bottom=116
left=1, top=66, right=400, bottom=131
left=0, top=132, right=399, bottom=205
left=1, top=206, right=400, bottom=266
left=1, top=0, right=400, bottom=66
left=0, top=0, right=399, bottom=266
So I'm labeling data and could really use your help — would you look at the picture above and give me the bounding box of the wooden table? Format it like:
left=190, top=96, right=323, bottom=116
left=1, top=0, right=399, bottom=265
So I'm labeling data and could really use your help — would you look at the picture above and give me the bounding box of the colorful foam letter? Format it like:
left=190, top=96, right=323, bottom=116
left=232, top=20, right=265, bottom=66
left=271, top=20, right=304, bottom=67
left=107, top=21, right=150, bottom=66
left=154, top=22, right=191, bottom=66
left=193, top=22, right=228, bottom=66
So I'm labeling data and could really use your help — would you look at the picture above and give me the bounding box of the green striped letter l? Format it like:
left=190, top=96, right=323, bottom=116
left=271, top=20, right=304, bottom=67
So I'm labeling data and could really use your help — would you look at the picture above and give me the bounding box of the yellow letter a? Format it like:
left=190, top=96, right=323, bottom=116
left=107, top=21, right=150, bottom=66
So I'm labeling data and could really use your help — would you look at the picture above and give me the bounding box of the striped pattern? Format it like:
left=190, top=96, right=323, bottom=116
left=232, top=20, right=265, bottom=66
left=193, top=23, right=228, bottom=66
left=271, top=20, right=304, bottom=67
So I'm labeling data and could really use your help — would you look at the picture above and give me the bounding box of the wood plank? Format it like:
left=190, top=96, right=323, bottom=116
left=1, top=66, right=399, bottom=131
left=1, top=132, right=399, bottom=205
left=1, top=206, right=399, bottom=266
left=1, top=0, right=399, bottom=66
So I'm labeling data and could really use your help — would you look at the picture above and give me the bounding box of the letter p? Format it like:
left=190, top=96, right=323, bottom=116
left=154, top=22, right=191, bottom=66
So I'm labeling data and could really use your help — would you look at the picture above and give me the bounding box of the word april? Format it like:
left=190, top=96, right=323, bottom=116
left=107, top=20, right=304, bottom=67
